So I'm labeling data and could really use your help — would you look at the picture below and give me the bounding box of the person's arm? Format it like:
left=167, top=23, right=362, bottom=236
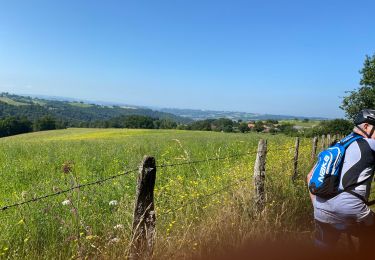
left=306, top=167, right=315, bottom=204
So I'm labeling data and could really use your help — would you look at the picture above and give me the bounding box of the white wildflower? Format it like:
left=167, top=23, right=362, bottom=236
left=114, top=224, right=124, bottom=230
left=62, top=199, right=71, bottom=206
left=109, top=200, right=118, bottom=206
left=21, top=191, right=28, bottom=199
left=109, top=237, right=120, bottom=243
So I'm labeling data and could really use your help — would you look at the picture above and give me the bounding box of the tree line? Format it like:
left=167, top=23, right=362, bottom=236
left=0, top=115, right=174, bottom=138
left=0, top=116, right=65, bottom=138
left=0, top=113, right=355, bottom=139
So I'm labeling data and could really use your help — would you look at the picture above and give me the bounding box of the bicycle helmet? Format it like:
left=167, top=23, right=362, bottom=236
left=354, top=109, right=375, bottom=138
left=354, top=109, right=375, bottom=126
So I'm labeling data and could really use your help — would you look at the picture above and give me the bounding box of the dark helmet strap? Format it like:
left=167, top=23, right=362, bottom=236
left=356, top=125, right=371, bottom=138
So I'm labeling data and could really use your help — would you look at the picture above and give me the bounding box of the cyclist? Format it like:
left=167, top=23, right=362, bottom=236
left=307, top=109, right=375, bottom=253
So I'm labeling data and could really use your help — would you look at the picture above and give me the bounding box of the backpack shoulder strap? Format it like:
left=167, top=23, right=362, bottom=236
left=340, top=133, right=368, bottom=205
left=344, top=189, right=368, bottom=205
left=339, top=133, right=363, bottom=148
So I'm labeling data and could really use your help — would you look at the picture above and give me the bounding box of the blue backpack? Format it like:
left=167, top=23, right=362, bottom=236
left=308, top=133, right=363, bottom=199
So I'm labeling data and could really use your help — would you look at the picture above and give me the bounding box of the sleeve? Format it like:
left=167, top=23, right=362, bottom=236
left=364, top=138, right=375, bottom=152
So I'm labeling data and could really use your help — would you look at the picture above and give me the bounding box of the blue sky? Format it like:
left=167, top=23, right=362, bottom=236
left=0, top=0, right=374, bottom=118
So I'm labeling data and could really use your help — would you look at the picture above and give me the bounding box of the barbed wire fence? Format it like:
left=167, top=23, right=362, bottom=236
left=2, top=134, right=370, bottom=258
left=0, top=145, right=303, bottom=212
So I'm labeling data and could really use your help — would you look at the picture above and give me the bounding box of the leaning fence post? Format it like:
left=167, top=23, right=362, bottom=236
left=311, top=136, right=318, bottom=161
left=254, top=139, right=267, bottom=213
left=292, top=137, right=300, bottom=182
left=129, top=156, right=156, bottom=259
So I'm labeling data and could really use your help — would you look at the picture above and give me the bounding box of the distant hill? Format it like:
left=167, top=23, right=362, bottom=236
left=0, top=93, right=192, bottom=124
left=0, top=93, right=328, bottom=125
left=157, top=108, right=328, bottom=121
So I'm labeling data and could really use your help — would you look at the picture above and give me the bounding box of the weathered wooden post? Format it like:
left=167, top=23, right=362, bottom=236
left=321, top=135, right=326, bottom=150
left=129, top=156, right=156, bottom=259
left=311, top=136, right=318, bottom=161
left=327, top=134, right=331, bottom=147
left=292, top=137, right=300, bottom=182
left=332, top=134, right=338, bottom=143
left=254, top=139, right=267, bottom=213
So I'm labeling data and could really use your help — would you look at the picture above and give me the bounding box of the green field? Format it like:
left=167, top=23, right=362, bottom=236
left=68, top=102, right=94, bottom=108
left=0, top=128, right=315, bottom=259
left=0, top=97, right=29, bottom=106
left=279, top=119, right=321, bottom=128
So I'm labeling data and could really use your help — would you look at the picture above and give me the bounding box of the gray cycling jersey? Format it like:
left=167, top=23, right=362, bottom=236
left=314, top=136, right=375, bottom=224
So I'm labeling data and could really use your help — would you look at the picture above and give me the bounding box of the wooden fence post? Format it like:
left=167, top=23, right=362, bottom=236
left=292, top=137, right=300, bottom=182
left=327, top=134, right=331, bottom=147
left=129, top=156, right=156, bottom=259
left=311, top=136, right=318, bottom=161
left=254, top=139, right=267, bottom=213
left=321, top=135, right=326, bottom=150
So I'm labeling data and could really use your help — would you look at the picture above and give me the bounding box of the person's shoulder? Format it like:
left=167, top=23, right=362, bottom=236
left=362, top=138, right=375, bottom=151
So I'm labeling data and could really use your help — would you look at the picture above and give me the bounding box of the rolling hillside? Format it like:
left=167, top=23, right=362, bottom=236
left=158, top=107, right=328, bottom=121
left=0, top=93, right=192, bottom=124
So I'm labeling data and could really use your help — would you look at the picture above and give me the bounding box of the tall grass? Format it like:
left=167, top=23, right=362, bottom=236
left=0, top=128, right=314, bottom=259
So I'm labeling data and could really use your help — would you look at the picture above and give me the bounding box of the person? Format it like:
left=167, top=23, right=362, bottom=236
left=307, top=109, right=375, bottom=254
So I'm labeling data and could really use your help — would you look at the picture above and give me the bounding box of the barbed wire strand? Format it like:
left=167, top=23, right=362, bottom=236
left=0, top=167, right=139, bottom=211
left=0, top=145, right=299, bottom=212
left=157, top=146, right=301, bottom=168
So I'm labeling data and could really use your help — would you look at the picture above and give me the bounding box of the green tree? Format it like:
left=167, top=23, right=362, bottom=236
left=253, top=121, right=265, bottom=132
left=0, top=117, right=33, bottom=137
left=319, top=119, right=353, bottom=135
left=341, top=54, right=375, bottom=119
left=154, top=119, right=177, bottom=129
left=238, top=122, right=250, bottom=133
left=212, top=118, right=233, bottom=132
left=265, top=119, right=278, bottom=125
left=35, top=116, right=57, bottom=131
left=189, top=119, right=214, bottom=131
left=278, top=122, right=297, bottom=135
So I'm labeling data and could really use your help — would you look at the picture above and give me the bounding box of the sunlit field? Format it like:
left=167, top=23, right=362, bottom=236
left=0, top=128, right=315, bottom=259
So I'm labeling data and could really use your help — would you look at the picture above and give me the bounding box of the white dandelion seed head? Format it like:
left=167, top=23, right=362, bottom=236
left=62, top=199, right=71, bottom=206
left=109, top=200, right=118, bottom=206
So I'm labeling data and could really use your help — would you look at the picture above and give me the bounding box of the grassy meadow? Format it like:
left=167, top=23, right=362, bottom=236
left=0, top=128, right=316, bottom=259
